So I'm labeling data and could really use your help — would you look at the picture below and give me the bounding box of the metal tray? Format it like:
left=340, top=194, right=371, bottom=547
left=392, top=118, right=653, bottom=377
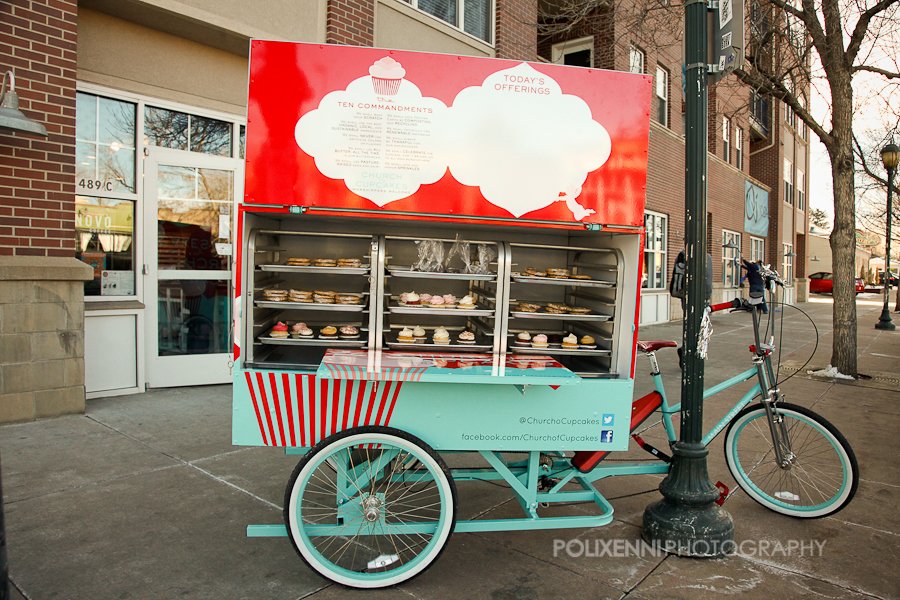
left=386, top=266, right=496, bottom=281
left=510, top=346, right=611, bottom=356
left=259, top=264, right=370, bottom=275
left=385, top=338, right=493, bottom=352
left=511, top=274, right=616, bottom=288
left=510, top=311, right=613, bottom=321
left=259, top=336, right=366, bottom=347
left=388, top=304, right=493, bottom=317
left=255, top=300, right=366, bottom=312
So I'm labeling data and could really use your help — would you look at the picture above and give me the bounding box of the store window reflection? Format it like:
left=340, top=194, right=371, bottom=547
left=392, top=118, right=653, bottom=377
left=157, top=166, right=233, bottom=270
left=76, top=93, right=137, bottom=194
left=75, top=196, right=135, bottom=296
left=158, top=279, right=230, bottom=355
left=144, top=106, right=233, bottom=157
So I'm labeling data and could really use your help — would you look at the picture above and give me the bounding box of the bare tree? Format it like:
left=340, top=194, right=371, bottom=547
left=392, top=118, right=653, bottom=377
left=540, top=0, right=900, bottom=376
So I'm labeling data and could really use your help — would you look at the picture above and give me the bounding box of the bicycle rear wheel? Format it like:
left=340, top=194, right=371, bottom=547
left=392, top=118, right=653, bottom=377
left=724, top=402, right=858, bottom=518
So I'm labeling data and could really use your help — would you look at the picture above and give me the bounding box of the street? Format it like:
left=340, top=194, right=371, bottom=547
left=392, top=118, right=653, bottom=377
left=0, top=296, right=897, bottom=599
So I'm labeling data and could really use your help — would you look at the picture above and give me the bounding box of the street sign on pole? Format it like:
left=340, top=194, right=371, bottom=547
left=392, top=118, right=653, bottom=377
left=709, top=0, right=744, bottom=82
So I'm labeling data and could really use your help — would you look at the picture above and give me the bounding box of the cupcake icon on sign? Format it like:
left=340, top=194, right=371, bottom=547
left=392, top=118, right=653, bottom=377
left=369, top=57, right=406, bottom=98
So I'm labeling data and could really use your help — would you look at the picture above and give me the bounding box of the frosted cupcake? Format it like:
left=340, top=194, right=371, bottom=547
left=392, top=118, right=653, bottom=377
left=562, top=333, right=579, bottom=349
left=413, top=325, right=427, bottom=341
left=531, top=334, right=549, bottom=349
left=514, top=331, right=531, bottom=347
left=398, top=327, right=415, bottom=343
left=457, top=295, right=476, bottom=310
left=433, top=327, right=450, bottom=345
left=428, top=295, right=446, bottom=308
left=369, top=57, right=406, bottom=97
left=458, top=331, right=476, bottom=345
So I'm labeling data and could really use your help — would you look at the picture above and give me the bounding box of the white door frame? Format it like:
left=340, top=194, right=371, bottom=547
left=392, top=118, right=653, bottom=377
left=143, top=147, right=243, bottom=388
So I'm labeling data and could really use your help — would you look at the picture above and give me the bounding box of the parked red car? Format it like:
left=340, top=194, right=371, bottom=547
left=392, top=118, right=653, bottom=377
left=809, top=272, right=865, bottom=294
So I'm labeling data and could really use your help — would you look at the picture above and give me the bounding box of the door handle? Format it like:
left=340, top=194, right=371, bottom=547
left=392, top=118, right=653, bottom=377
left=142, top=264, right=149, bottom=275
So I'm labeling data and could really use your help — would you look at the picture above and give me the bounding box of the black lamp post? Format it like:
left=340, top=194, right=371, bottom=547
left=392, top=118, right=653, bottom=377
left=875, top=142, right=898, bottom=331
left=641, top=0, right=734, bottom=556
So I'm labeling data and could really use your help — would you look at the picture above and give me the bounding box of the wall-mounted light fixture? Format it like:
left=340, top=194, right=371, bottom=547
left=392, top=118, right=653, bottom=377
left=0, top=70, right=48, bottom=137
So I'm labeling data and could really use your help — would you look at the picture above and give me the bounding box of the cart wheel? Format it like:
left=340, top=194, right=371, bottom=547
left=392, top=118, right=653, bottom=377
left=283, top=426, right=457, bottom=588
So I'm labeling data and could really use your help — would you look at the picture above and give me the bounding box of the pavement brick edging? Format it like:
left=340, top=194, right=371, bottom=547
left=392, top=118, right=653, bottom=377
left=0, top=256, right=92, bottom=423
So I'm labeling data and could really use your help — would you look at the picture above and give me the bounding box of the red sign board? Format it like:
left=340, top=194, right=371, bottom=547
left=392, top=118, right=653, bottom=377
left=245, top=41, right=652, bottom=227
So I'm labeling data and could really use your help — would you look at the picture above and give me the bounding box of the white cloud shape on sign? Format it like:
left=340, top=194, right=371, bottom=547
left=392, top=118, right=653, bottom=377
left=442, top=63, right=612, bottom=218
left=295, top=75, right=448, bottom=205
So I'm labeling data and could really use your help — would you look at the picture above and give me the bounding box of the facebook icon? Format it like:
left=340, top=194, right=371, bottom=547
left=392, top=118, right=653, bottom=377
left=600, top=430, right=614, bottom=444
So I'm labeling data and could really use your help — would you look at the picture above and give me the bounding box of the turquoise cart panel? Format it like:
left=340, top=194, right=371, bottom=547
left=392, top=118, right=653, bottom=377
left=233, top=366, right=632, bottom=452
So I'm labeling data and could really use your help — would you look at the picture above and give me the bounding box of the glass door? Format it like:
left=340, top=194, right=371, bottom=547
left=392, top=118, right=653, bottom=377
left=144, top=148, right=242, bottom=387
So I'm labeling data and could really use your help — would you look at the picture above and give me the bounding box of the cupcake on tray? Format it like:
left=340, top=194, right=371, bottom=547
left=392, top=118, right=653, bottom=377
left=428, top=295, right=446, bottom=308
left=299, top=325, right=314, bottom=339
left=562, top=333, right=579, bottom=349
left=269, top=321, right=289, bottom=338
left=319, top=325, right=338, bottom=339
left=398, top=327, right=415, bottom=343
left=432, top=327, right=451, bottom=345
left=457, top=295, right=476, bottom=310
left=399, top=291, right=420, bottom=306
left=419, top=293, right=433, bottom=305
left=457, top=331, right=476, bottom=345
left=531, top=334, right=549, bottom=348
left=413, top=325, right=427, bottom=341
left=339, top=325, right=360, bottom=339
left=441, top=294, right=457, bottom=308
left=514, top=331, right=532, bottom=347
left=290, top=322, right=306, bottom=338
left=580, top=335, right=597, bottom=349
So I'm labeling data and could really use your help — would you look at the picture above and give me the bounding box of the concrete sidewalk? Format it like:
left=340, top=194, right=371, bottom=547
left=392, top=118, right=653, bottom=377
left=1, top=296, right=897, bottom=599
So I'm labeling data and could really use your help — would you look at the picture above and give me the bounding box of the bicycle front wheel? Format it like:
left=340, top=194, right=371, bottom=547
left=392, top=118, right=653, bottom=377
left=284, top=426, right=457, bottom=588
left=724, top=402, right=858, bottom=518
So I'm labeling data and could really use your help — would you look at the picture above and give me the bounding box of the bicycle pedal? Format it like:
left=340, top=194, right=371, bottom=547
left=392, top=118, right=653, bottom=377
left=714, top=481, right=730, bottom=506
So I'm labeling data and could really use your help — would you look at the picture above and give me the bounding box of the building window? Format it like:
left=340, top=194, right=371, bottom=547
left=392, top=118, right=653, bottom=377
left=239, top=125, right=246, bottom=159
left=76, top=92, right=137, bottom=196
left=551, top=37, right=593, bottom=68
left=797, top=169, right=805, bottom=211
left=655, top=66, right=669, bottom=127
left=629, top=45, right=645, bottom=74
left=783, top=243, right=794, bottom=284
left=798, top=96, right=807, bottom=140
left=785, top=102, right=796, bottom=129
left=722, top=229, right=742, bottom=287
left=407, top=0, right=493, bottom=43
left=644, top=211, right=668, bottom=289
left=735, top=127, right=743, bottom=169
left=144, top=106, right=233, bottom=157
left=76, top=196, right=136, bottom=296
left=750, top=236, right=765, bottom=263
left=723, top=116, right=731, bottom=163
left=784, top=158, right=794, bottom=204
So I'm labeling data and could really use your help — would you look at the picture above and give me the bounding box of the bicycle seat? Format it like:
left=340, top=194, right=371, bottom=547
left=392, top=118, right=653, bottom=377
left=636, top=340, right=678, bottom=353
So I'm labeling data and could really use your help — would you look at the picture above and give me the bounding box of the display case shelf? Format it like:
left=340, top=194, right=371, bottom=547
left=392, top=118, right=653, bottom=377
left=385, top=340, right=492, bottom=352
left=259, top=336, right=367, bottom=347
left=509, top=311, right=612, bottom=321
left=259, top=264, right=370, bottom=275
left=387, top=304, right=493, bottom=317
left=255, top=300, right=367, bottom=312
left=386, top=265, right=496, bottom=281
left=511, top=274, right=615, bottom=288
left=510, top=346, right=611, bottom=356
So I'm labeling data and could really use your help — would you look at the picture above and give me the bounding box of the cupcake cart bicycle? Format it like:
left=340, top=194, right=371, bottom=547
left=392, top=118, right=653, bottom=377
left=231, top=42, right=857, bottom=588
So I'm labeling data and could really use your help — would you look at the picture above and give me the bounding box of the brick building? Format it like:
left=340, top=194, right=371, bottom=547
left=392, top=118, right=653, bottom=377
left=1, top=0, right=809, bottom=411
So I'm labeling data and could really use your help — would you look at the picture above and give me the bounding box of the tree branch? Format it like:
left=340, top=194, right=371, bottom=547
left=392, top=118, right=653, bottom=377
left=852, top=64, right=900, bottom=79
left=846, top=0, right=898, bottom=66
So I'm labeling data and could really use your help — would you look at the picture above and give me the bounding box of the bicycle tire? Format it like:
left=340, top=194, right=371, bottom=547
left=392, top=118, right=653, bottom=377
left=724, top=402, right=858, bottom=518
left=283, top=426, right=457, bottom=588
